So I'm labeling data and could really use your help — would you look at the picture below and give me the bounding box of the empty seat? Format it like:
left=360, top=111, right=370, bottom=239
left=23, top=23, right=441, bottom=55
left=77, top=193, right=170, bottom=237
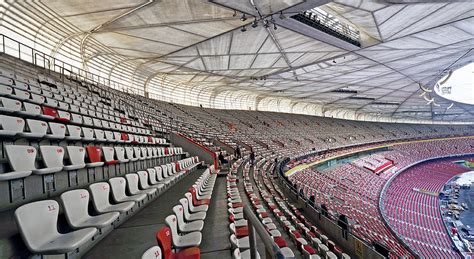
left=60, top=189, right=119, bottom=229
left=14, top=200, right=97, bottom=254
left=179, top=197, right=206, bottom=221
left=115, top=147, right=129, bottom=163
left=165, top=215, right=201, bottom=248
left=0, top=97, right=22, bottom=113
left=18, top=119, right=48, bottom=138
left=125, top=147, right=138, bottom=161
left=102, top=146, right=118, bottom=165
left=89, top=182, right=134, bottom=214
left=141, top=246, right=162, bottom=259
left=63, top=146, right=86, bottom=171
left=0, top=115, right=24, bottom=137
left=33, top=146, right=64, bottom=175
left=172, top=205, right=204, bottom=233
left=86, top=146, right=104, bottom=167
left=109, top=177, right=146, bottom=203
left=46, top=122, right=66, bottom=139
left=66, top=125, right=82, bottom=140
left=82, top=127, right=95, bottom=141
left=156, top=227, right=200, bottom=259
left=0, top=145, right=36, bottom=181
left=139, top=170, right=164, bottom=190
left=125, top=174, right=157, bottom=197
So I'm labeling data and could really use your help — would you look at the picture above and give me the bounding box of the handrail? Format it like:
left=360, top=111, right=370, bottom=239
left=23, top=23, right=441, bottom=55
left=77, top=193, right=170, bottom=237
left=243, top=204, right=284, bottom=259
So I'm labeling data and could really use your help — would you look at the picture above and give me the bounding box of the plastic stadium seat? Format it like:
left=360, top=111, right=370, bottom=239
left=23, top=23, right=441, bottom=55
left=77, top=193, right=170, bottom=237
left=165, top=215, right=201, bottom=248
left=63, top=146, right=86, bottom=171
left=105, top=131, right=115, bottom=142
left=189, top=188, right=210, bottom=206
left=0, top=97, right=22, bottom=112
left=89, top=182, right=134, bottom=214
left=94, top=129, right=106, bottom=142
left=184, top=193, right=208, bottom=213
left=145, top=169, right=165, bottom=189
left=0, top=145, right=36, bottom=181
left=115, top=147, right=129, bottom=163
left=126, top=147, right=138, bottom=162
left=86, top=146, right=104, bottom=167
left=230, top=234, right=250, bottom=250
left=138, top=170, right=164, bottom=191
left=179, top=198, right=206, bottom=221
left=60, top=189, right=119, bottom=229
left=0, top=115, right=24, bottom=137
left=102, top=147, right=118, bottom=165
left=156, top=227, right=200, bottom=259
left=0, top=84, right=13, bottom=96
left=14, top=200, right=97, bottom=254
left=33, top=146, right=64, bottom=175
left=42, top=106, right=59, bottom=119
left=155, top=166, right=171, bottom=185
left=134, top=147, right=145, bottom=160
left=125, top=174, right=157, bottom=197
left=82, top=127, right=95, bottom=141
left=46, top=122, right=66, bottom=139
left=172, top=205, right=204, bottom=233
left=141, top=246, right=162, bottom=259
left=233, top=248, right=260, bottom=259
left=19, top=102, right=43, bottom=118
left=18, top=119, right=48, bottom=138
left=109, top=177, right=146, bottom=203
left=65, top=125, right=82, bottom=140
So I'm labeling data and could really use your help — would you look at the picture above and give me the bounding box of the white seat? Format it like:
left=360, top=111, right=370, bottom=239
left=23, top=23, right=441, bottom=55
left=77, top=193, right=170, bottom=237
left=233, top=248, right=261, bottom=259
left=138, top=170, right=164, bottom=190
left=141, top=246, right=162, bottom=259
left=179, top=197, right=206, bottom=221
left=109, top=177, right=147, bottom=203
left=82, top=127, right=95, bottom=141
left=146, top=168, right=165, bottom=189
left=0, top=115, right=24, bottom=137
left=125, top=147, right=138, bottom=161
left=165, top=215, right=201, bottom=248
left=66, top=125, right=82, bottom=140
left=18, top=119, right=47, bottom=138
left=14, top=200, right=97, bottom=254
left=94, top=129, right=106, bottom=142
left=46, top=122, right=66, bottom=139
left=230, top=234, right=250, bottom=250
left=115, top=147, right=129, bottom=163
left=0, top=145, right=36, bottom=181
left=155, top=166, right=171, bottom=185
left=125, top=173, right=157, bottom=197
left=0, top=97, right=21, bottom=112
left=89, top=182, right=134, bottom=214
left=173, top=205, right=204, bottom=233
left=61, top=189, right=119, bottom=229
left=33, top=146, right=64, bottom=175
left=63, top=146, right=86, bottom=171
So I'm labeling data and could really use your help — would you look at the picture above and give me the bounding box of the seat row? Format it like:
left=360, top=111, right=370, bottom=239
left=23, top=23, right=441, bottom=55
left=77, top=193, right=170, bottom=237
left=0, top=114, right=163, bottom=143
left=141, top=166, right=218, bottom=259
left=1, top=144, right=186, bottom=181
left=14, top=157, right=201, bottom=258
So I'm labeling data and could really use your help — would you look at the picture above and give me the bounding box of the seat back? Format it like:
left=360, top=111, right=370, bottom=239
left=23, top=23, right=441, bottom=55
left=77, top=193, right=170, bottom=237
left=66, top=125, right=82, bottom=138
left=102, top=147, right=116, bottom=163
left=115, top=147, right=126, bottom=161
left=48, top=122, right=66, bottom=137
left=14, top=200, right=59, bottom=252
left=105, top=131, right=114, bottom=141
left=1, top=97, right=21, bottom=111
left=94, top=129, right=105, bottom=141
left=109, top=177, right=127, bottom=201
left=161, top=165, right=168, bottom=178
left=86, top=146, right=103, bottom=163
left=60, top=189, right=90, bottom=228
left=141, top=246, right=162, bottom=259
left=25, top=119, right=48, bottom=135
left=89, top=182, right=112, bottom=212
left=172, top=205, right=186, bottom=230
left=0, top=115, right=24, bottom=133
left=65, top=146, right=86, bottom=167
left=147, top=168, right=158, bottom=184
left=39, top=146, right=64, bottom=168
left=133, top=147, right=142, bottom=159
left=23, top=102, right=41, bottom=116
left=42, top=106, right=58, bottom=119
left=125, top=174, right=141, bottom=194
left=125, top=147, right=135, bottom=160
left=156, top=227, right=173, bottom=259
left=82, top=127, right=94, bottom=139
left=5, top=145, right=37, bottom=172
left=137, top=171, right=151, bottom=189
left=184, top=192, right=198, bottom=211
left=164, top=215, right=179, bottom=245
left=179, top=197, right=193, bottom=220
left=155, top=166, right=164, bottom=181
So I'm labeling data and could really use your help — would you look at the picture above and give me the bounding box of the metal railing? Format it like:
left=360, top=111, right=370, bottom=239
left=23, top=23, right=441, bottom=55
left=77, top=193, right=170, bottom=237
left=243, top=204, right=285, bottom=259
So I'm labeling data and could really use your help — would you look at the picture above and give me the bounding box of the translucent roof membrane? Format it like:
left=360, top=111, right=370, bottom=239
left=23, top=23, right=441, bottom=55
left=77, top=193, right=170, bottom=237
left=435, top=63, right=474, bottom=105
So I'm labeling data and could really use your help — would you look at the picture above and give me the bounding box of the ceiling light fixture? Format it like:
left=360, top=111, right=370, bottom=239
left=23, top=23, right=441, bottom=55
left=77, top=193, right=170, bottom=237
left=273, top=23, right=278, bottom=30
left=240, top=14, right=247, bottom=21
left=279, top=11, right=286, bottom=19
left=252, top=18, right=258, bottom=28
left=241, top=26, right=247, bottom=32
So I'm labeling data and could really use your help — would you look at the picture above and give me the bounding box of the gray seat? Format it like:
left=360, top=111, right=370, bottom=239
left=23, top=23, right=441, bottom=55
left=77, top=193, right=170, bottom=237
left=18, top=119, right=47, bottom=138
left=46, top=122, right=66, bottom=139
left=141, top=246, right=162, bottom=259
left=14, top=200, right=97, bottom=254
left=0, top=115, right=24, bottom=137
left=165, top=215, right=201, bottom=248
left=61, top=189, right=119, bottom=229
left=109, top=177, right=147, bottom=203
left=115, top=147, right=129, bottom=163
left=146, top=168, right=165, bottom=189
left=0, top=145, right=36, bottom=181
left=33, top=145, right=64, bottom=175
left=138, top=170, right=164, bottom=191
left=125, top=174, right=157, bottom=197
left=63, top=146, right=86, bottom=171
left=173, top=205, right=204, bottom=233
left=89, top=182, right=134, bottom=214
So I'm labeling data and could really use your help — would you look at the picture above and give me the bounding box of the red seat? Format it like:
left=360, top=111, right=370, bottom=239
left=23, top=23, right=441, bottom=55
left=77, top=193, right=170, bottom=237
left=273, top=236, right=287, bottom=248
left=234, top=226, right=249, bottom=238
left=42, top=106, right=58, bottom=119
left=156, top=227, right=200, bottom=259
left=259, top=212, right=269, bottom=218
left=86, top=146, right=103, bottom=165
left=121, top=133, right=129, bottom=141
left=303, top=245, right=316, bottom=255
